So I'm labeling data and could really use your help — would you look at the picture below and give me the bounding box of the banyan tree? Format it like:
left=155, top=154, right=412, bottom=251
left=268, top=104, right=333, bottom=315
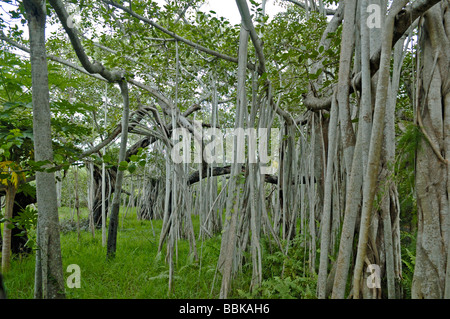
left=1, top=0, right=449, bottom=299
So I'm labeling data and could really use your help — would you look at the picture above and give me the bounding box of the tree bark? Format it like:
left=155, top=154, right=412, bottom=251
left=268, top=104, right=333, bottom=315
left=412, top=4, right=450, bottom=298
left=1, top=184, right=17, bottom=273
left=219, top=24, right=249, bottom=299
left=92, top=165, right=116, bottom=227
left=317, top=92, right=339, bottom=298
left=24, top=0, right=65, bottom=299
left=107, top=80, right=130, bottom=259
left=336, top=0, right=357, bottom=176
left=352, top=0, right=408, bottom=298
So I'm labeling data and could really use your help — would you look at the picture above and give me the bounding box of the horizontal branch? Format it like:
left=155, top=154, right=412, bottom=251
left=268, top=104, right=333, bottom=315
left=302, top=0, right=441, bottom=111
left=302, top=92, right=334, bottom=112
left=81, top=104, right=154, bottom=159
left=1, top=32, right=205, bottom=132
left=49, top=0, right=125, bottom=82
left=0, top=31, right=107, bottom=82
left=0, top=33, right=173, bottom=159
left=187, top=164, right=315, bottom=186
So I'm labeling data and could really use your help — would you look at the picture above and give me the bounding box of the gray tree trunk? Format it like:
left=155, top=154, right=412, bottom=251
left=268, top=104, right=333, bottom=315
left=413, top=3, right=450, bottom=298
left=24, top=0, right=65, bottom=299
left=218, top=24, right=249, bottom=299
left=317, top=92, right=339, bottom=298
left=107, top=80, right=130, bottom=259
left=1, top=185, right=17, bottom=273
left=336, top=0, right=357, bottom=175
left=352, top=0, right=408, bottom=298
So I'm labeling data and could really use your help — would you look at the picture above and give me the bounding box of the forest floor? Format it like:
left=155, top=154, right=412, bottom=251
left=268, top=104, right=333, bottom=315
left=4, top=207, right=242, bottom=299
left=3, top=206, right=416, bottom=299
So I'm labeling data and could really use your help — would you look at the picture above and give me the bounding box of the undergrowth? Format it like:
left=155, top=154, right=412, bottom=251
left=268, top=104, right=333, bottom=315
left=2, top=204, right=419, bottom=299
left=400, top=230, right=416, bottom=299
left=3, top=206, right=225, bottom=299
left=236, top=234, right=317, bottom=299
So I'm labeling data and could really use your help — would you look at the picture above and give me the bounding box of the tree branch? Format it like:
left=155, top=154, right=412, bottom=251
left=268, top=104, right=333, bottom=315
left=101, top=0, right=255, bottom=71
left=187, top=164, right=314, bottom=185
left=282, top=0, right=337, bottom=15
left=48, top=0, right=125, bottom=82
left=235, top=0, right=266, bottom=74
left=302, top=0, right=442, bottom=111
left=125, top=104, right=202, bottom=159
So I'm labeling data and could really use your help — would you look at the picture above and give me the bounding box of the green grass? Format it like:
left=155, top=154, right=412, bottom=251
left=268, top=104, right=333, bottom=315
left=3, top=206, right=230, bottom=299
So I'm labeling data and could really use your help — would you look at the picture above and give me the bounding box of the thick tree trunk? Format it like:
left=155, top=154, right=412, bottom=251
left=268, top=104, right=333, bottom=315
left=352, top=0, right=408, bottom=298
left=412, top=4, right=450, bottom=298
left=139, top=178, right=163, bottom=220
left=24, top=0, right=65, bottom=299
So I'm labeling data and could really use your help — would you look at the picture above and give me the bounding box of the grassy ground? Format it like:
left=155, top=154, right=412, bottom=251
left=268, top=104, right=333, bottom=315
left=3, top=206, right=242, bottom=299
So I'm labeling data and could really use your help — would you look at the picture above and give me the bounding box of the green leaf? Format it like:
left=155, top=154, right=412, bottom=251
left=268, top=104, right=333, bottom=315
left=138, top=160, right=146, bottom=167
left=118, top=161, right=128, bottom=171
left=128, top=163, right=137, bottom=174
left=102, top=153, right=111, bottom=163
left=54, top=153, right=64, bottom=164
